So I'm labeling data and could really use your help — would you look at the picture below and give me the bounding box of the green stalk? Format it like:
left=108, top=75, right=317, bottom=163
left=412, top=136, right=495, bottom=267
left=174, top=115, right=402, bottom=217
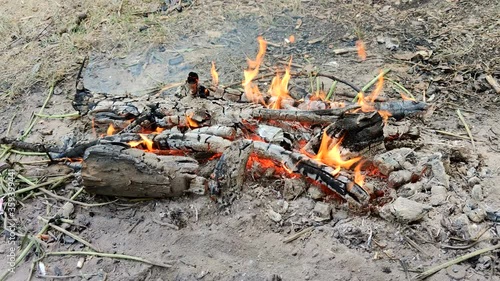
left=21, top=83, right=56, bottom=141
left=35, top=112, right=80, bottom=119
left=325, top=80, right=338, bottom=101
left=352, top=68, right=391, bottom=102
left=386, top=77, right=415, bottom=100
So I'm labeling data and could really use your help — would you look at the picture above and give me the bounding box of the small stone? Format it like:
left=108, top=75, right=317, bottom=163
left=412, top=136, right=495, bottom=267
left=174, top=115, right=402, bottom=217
left=75, top=12, right=88, bottom=25
left=467, top=176, right=481, bottom=187
left=463, top=201, right=486, bottom=223
left=307, top=185, right=325, bottom=200
left=267, top=209, right=282, bottom=223
left=446, top=265, right=466, bottom=280
left=471, top=185, right=483, bottom=201
left=429, top=158, right=450, bottom=189
left=430, top=185, right=447, bottom=206
left=379, top=197, right=432, bottom=223
left=312, top=202, right=332, bottom=222
left=387, top=170, right=413, bottom=189
left=453, top=75, right=464, bottom=83
left=283, top=178, right=306, bottom=200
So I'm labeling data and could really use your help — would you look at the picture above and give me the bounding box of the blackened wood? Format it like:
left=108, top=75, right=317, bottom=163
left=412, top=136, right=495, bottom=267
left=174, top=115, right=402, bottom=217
left=251, top=109, right=337, bottom=124
left=209, top=140, right=254, bottom=196
left=82, top=144, right=206, bottom=198
left=375, top=100, right=427, bottom=120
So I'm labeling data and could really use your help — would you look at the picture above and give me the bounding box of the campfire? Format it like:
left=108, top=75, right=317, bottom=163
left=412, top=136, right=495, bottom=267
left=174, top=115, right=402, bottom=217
left=66, top=36, right=428, bottom=206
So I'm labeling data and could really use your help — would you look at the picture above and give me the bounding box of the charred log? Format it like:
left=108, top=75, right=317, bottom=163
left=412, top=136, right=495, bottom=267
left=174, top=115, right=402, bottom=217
left=375, top=100, right=427, bottom=120
left=81, top=144, right=206, bottom=198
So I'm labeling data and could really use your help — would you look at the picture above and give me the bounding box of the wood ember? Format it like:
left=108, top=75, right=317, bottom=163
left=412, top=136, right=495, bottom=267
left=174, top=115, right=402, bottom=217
left=82, top=144, right=206, bottom=198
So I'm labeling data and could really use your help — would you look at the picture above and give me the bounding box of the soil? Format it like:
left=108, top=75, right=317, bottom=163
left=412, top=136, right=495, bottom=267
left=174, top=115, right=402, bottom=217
left=1, top=0, right=500, bottom=280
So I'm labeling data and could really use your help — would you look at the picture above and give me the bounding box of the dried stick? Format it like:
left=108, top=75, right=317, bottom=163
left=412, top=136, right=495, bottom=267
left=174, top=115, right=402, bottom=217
left=38, top=188, right=116, bottom=207
left=38, top=217, right=100, bottom=252
left=45, top=251, right=173, bottom=268
left=413, top=243, right=500, bottom=280
left=485, top=74, right=500, bottom=94
left=283, top=226, right=314, bottom=243
left=456, top=109, right=475, bottom=150
left=21, top=83, right=56, bottom=141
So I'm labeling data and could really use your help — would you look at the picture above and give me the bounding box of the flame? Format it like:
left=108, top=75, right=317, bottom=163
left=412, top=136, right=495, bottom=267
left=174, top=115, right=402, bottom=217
left=211, top=61, right=219, bottom=86
left=353, top=162, right=365, bottom=187
left=288, top=35, right=295, bottom=43
left=107, top=124, right=115, bottom=136
left=355, top=40, right=367, bottom=61
left=243, top=36, right=267, bottom=105
left=186, top=113, right=199, bottom=128
left=246, top=153, right=300, bottom=178
left=356, top=71, right=392, bottom=123
left=400, top=92, right=416, bottom=101
left=268, top=59, right=292, bottom=109
left=314, top=132, right=361, bottom=175
left=128, top=134, right=154, bottom=152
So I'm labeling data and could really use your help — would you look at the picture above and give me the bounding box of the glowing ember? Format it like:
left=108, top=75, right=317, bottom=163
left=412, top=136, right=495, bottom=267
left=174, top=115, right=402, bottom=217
left=314, top=132, right=361, bottom=175
left=243, top=36, right=267, bottom=105
left=211, top=61, right=219, bottom=86
left=355, top=40, right=367, bottom=61
left=288, top=35, right=295, bottom=43
left=268, top=59, right=293, bottom=109
left=186, top=113, right=199, bottom=128
left=353, top=162, right=365, bottom=187
left=107, top=124, right=115, bottom=136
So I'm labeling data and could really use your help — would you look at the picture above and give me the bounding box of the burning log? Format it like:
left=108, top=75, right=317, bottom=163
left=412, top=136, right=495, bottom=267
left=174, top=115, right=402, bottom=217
left=375, top=100, right=427, bottom=120
left=251, top=108, right=338, bottom=124
left=82, top=144, right=206, bottom=198
left=251, top=141, right=370, bottom=203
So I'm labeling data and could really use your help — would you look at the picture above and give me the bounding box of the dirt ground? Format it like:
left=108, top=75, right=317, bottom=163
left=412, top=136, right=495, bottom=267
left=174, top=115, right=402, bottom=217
left=1, top=0, right=500, bottom=280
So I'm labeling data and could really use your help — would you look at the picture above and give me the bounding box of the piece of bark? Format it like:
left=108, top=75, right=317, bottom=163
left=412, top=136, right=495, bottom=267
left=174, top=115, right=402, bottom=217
left=82, top=144, right=206, bottom=198
left=252, top=108, right=338, bottom=124
left=209, top=140, right=254, bottom=196
left=485, top=75, right=500, bottom=94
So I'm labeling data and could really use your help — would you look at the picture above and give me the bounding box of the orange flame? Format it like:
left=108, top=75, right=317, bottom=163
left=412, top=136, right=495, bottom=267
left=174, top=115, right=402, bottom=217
left=186, top=113, right=199, bottom=128
left=353, top=162, right=365, bottom=187
left=314, top=132, right=361, bottom=176
left=128, top=134, right=154, bottom=152
left=356, top=71, right=392, bottom=123
left=288, top=35, right=295, bottom=43
left=107, top=124, right=115, bottom=136
left=211, top=61, right=219, bottom=86
left=268, top=58, right=292, bottom=109
left=355, top=40, right=367, bottom=61
left=243, top=36, right=267, bottom=105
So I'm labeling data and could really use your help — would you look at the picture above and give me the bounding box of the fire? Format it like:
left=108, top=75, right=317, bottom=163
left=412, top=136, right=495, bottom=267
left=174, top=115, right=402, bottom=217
left=314, top=132, right=361, bottom=175
left=107, top=124, right=115, bottom=136
left=288, top=35, right=295, bottom=43
left=186, top=113, right=199, bottom=128
left=356, top=71, right=392, bottom=123
left=211, top=61, right=219, bottom=86
left=246, top=153, right=299, bottom=178
left=243, top=36, right=267, bottom=105
left=268, top=59, right=292, bottom=109
left=128, top=134, right=154, bottom=152
left=355, top=40, right=367, bottom=61
left=353, top=162, right=365, bottom=187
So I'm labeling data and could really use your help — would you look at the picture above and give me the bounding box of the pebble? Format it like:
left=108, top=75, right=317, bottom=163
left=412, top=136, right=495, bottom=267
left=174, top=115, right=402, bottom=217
left=467, top=176, right=481, bottom=187
left=398, top=182, right=422, bottom=197
left=430, top=185, right=447, bottom=206
left=313, top=202, right=332, bottom=222
left=379, top=197, right=432, bottom=223
left=307, top=185, right=325, bottom=200
left=283, top=178, right=306, bottom=200
left=429, top=158, right=450, bottom=189
left=471, top=185, right=483, bottom=201
left=463, top=201, right=486, bottom=223
left=446, top=265, right=466, bottom=280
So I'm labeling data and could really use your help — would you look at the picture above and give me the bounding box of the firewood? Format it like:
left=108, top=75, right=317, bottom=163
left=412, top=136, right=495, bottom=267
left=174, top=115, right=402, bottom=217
left=82, top=144, right=206, bottom=198
left=209, top=140, right=254, bottom=196
left=251, top=108, right=338, bottom=124
left=375, top=100, right=427, bottom=120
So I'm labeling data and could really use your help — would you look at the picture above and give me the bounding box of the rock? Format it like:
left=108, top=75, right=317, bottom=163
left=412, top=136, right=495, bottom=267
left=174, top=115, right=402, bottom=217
left=75, top=12, right=88, bottom=25
left=467, top=176, right=481, bottom=187
left=430, top=185, right=447, bottom=206
left=307, top=185, right=325, bottom=200
left=312, top=202, right=331, bottom=222
left=471, top=185, right=483, bottom=201
left=446, top=265, right=466, bottom=280
left=398, top=182, right=422, bottom=197
left=387, top=170, right=413, bottom=189
left=271, top=200, right=289, bottom=214
left=428, top=158, right=449, bottom=189
left=463, top=201, right=486, bottom=223
left=267, top=209, right=282, bottom=222
left=379, top=197, right=432, bottom=223
left=283, top=178, right=306, bottom=200
left=373, top=148, right=414, bottom=175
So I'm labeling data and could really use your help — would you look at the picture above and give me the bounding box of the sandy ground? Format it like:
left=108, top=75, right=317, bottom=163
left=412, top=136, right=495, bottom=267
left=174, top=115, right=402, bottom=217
left=1, top=0, right=500, bottom=280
